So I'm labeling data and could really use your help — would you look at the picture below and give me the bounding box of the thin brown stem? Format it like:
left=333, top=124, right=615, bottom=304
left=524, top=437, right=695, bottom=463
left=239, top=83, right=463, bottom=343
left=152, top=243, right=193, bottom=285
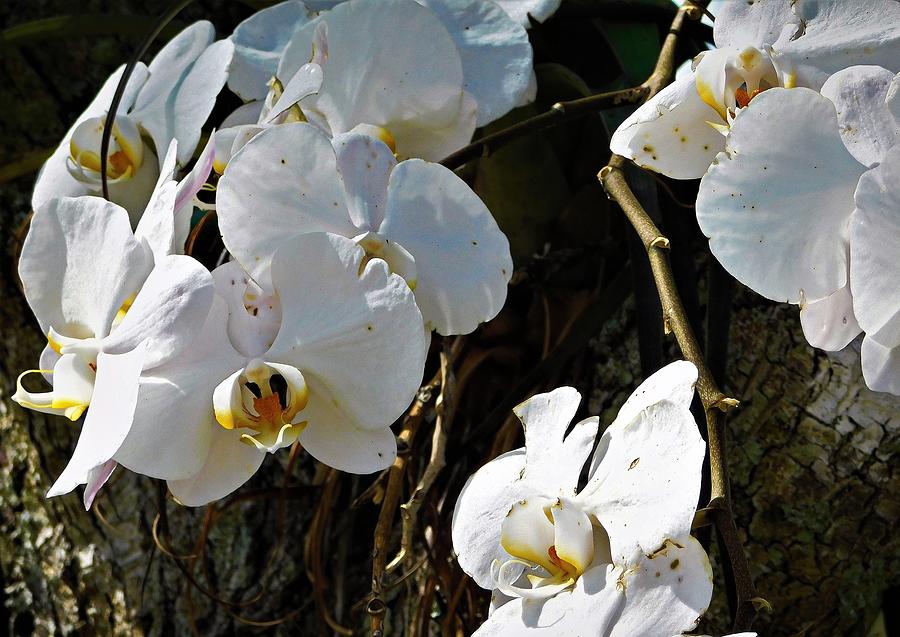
left=441, top=86, right=650, bottom=170
left=368, top=372, right=441, bottom=637
left=597, top=2, right=759, bottom=631
left=600, top=155, right=757, bottom=630
left=390, top=339, right=461, bottom=573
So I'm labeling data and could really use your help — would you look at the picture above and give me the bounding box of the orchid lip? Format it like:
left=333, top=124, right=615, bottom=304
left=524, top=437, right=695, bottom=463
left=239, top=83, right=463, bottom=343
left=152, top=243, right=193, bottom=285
left=68, top=114, right=145, bottom=185
left=213, top=360, right=309, bottom=453
left=495, top=496, right=597, bottom=599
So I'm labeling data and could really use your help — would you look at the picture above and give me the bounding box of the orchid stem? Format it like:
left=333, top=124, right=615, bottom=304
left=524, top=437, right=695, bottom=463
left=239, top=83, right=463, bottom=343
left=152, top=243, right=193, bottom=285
left=440, top=86, right=650, bottom=170
left=598, top=2, right=759, bottom=632
left=368, top=371, right=440, bottom=637
left=391, top=339, right=461, bottom=574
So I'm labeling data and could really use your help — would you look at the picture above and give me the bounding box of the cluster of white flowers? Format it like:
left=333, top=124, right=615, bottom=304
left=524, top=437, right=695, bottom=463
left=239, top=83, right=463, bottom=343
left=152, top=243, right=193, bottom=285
left=612, top=0, right=900, bottom=396
left=15, top=0, right=543, bottom=509
left=26, top=0, right=900, bottom=632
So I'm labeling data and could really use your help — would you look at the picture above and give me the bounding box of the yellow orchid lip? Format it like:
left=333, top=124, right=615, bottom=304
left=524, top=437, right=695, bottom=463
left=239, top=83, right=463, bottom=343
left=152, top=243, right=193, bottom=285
left=498, top=496, right=596, bottom=601
left=13, top=369, right=90, bottom=422
left=213, top=361, right=310, bottom=452
left=69, top=114, right=144, bottom=181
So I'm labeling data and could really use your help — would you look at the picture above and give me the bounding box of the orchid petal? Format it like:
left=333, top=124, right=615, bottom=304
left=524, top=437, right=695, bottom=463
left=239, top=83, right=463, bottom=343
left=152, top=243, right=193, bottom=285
left=228, top=0, right=312, bottom=101
left=13, top=353, right=94, bottom=421
left=224, top=101, right=266, bottom=128
left=850, top=145, right=900, bottom=348
left=131, top=23, right=233, bottom=165
left=114, top=296, right=244, bottom=479
left=217, top=123, right=358, bottom=289
left=134, top=139, right=178, bottom=259
left=608, top=536, right=713, bottom=637
left=212, top=261, right=282, bottom=358
left=47, top=344, right=147, bottom=498
left=610, top=73, right=725, bottom=180
left=603, top=360, right=697, bottom=441
left=714, top=0, right=797, bottom=51
left=888, top=74, right=900, bottom=126
left=83, top=459, right=117, bottom=510
left=175, top=133, right=215, bottom=217
left=39, top=344, right=60, bottom=384
left=418, top=0, right=534, bottom=125
left=452, top=449, right=529, bottom=589
left=821, top=65, right=899, bottom=168
left=697, top=88, right=865, bottom=303
left=770, top=0, right=900, bottom=91
left=265, top=63, right=324, bottom=124
left=388, top=90, right=478, bottom=161
left=167, top=424, right=266, bottom=507
left=215, top=124, right=267, bottom=175
left=861, top=336, right=900, bottom=395
left=799, top=284, right=861, bottom=352
left=32, top=63, right=149, bottom=211
left=268, top=233, right=426, bottom=434
left=296, top=378, right=398, bottom=472
left=380, top=159, right=512, bottom=335
left=20, top=196, right=152, bottom=339
left=579, top=400, right=705, bottom=565
left=105, top=146, right=161, bottom=220
left=513, top=387, right=597, bottom=494
left=333, top=132, right=396, bottom=229
left=102, top=255, right=215, bottom=369
left=473, top=565, right=623, bottom=636
left=716, top=1, right=900, bottom=90
left=500, top=497, right=557, bottom=573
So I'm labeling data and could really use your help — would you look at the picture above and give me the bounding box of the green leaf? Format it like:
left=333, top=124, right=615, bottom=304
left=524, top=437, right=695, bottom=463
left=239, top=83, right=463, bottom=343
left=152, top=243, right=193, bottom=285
left=594, top=18, right=661, bottom=84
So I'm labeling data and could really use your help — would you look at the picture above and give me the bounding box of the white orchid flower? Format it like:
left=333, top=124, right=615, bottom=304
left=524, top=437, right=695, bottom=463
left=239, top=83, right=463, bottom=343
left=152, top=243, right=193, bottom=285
left=696, top=66, right=900, bottom=393
left=231, top=0, right=533, bottom=134
left=217, top=122, right=512, bottom=335
left=12, top=195, right=215, bottom=507
left=107, top=232, right=426, bottom=507
left=32, top=22, right=232, bottom=223
left=451, top=362, right=712, bottom=636
left=610, top=0, right=900, bottom=179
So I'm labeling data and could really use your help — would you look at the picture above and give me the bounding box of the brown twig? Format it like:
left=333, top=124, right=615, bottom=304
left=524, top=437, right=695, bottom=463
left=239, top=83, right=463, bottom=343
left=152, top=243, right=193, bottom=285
left=390, top=339, right=460, bottom=575
left=440, top=86, right=651, bottom=170
left=597, top=2, right=759, bottom=631
left=368, top=371, right=442, bottom=637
